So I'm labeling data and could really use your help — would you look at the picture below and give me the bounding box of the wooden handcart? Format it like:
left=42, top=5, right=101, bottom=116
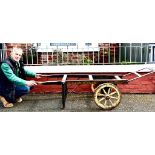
left=36, top=67, right=154, bottom=110
left=37, top=73, right=128, bottom=110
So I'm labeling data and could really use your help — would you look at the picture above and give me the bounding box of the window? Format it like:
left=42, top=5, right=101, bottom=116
left=85, top=43, right=92, bottom=46
left=50, top=43, right=77, bottom=46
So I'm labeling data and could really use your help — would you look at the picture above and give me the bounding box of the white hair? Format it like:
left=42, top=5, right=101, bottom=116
left=12, top=47, right=23, bottom=53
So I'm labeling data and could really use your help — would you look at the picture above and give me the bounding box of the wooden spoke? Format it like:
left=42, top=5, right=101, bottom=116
left=97, top=93, right=105, bottom=97
left=108, top=88, right=111, bottom=94
left=110, top=96, right=119, bottom=100
left=109, top=91, right=117, bottom=96
left=98, top=97, right=106, bottom=103
left=102, top=88, right=108, bottom=95
left=109, top=99, right=114, bottom=105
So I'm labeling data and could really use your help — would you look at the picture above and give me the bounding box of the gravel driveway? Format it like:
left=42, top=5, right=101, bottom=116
left=0, top=93, right=155, bottom=112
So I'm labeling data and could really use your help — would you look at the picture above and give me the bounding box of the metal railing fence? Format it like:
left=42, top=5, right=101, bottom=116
left=0, top=45, right=152, bottom=65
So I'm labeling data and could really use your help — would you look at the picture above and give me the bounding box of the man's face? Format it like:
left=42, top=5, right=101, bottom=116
left=11, top=49, right=23, bottom=62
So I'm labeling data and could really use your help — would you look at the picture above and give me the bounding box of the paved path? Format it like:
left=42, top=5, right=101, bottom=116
left=0, top=93, right=155, bottom=112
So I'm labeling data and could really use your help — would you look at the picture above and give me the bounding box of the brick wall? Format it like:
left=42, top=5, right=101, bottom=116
left=118, top=73, right=155, bottom=93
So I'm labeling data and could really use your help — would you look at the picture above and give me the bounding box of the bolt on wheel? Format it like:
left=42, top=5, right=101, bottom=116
left=94, top=83, right=121, bottom=110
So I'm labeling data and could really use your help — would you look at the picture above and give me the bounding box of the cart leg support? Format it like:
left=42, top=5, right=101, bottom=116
left=61, top=82, right=68, bottom=109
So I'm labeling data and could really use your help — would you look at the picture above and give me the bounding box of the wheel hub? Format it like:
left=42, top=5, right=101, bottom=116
left=105, top=95, right=110, bottom=100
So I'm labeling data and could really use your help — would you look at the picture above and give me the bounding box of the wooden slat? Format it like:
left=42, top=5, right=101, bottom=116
left=133, top=72, right=142, bottom=77
left=89, top=75, right=93, bottom=80
left=114, top=75, right=121, bottom=80
left=37, top=81, right=62, bottom=85
left=62, top=74, right=67, bottom=82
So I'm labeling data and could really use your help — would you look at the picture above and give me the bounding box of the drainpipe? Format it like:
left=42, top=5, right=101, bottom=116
left=0, top=43, right=6, bottom=61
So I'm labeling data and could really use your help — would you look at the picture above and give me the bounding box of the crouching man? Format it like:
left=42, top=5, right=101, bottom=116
left=0, top=47, right=40, bottom=108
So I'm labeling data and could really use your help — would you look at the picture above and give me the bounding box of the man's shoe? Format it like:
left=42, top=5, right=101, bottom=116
left=16, top=97, right=23, bottom=103
left=0, top=96, right=14, bottom=108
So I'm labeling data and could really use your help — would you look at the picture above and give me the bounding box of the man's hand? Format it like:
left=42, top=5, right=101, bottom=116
left=25, top=80, right=37, bottom=86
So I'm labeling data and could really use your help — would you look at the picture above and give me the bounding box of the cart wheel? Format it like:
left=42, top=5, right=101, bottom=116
left=94, top=83, right=121, bottom=110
